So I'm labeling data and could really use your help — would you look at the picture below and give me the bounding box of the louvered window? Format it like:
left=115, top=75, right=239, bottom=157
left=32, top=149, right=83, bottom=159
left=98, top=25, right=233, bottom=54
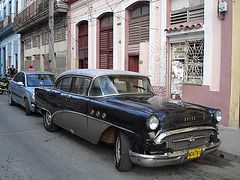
left=129, top=3, right=149, bottom=45
left=100, top=14, right=113, bottom=69
left=170, top=4, right=204, bottom=25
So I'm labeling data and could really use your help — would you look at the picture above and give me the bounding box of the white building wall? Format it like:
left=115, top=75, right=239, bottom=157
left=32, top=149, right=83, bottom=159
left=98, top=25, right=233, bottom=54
left=0, top=0, right=22, bottom=74
left=0, top=34, right=21, bottom=72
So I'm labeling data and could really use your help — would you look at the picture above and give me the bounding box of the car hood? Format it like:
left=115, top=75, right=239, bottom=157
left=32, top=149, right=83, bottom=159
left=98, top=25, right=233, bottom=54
left=27, top=86, right=52, bottom=93
left=27, top=87, right=52, bottom=96
left=104, top=95, right=213, bottom=130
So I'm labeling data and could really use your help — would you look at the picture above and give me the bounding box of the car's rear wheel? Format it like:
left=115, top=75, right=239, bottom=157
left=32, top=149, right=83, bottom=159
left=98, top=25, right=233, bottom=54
left=43, top=111, right=59, bottom=132
left=114, top=130, right=133, bottom=171
left=25, top=99, right=32, bottom=115
left=8, top=92, right=15, bottom=106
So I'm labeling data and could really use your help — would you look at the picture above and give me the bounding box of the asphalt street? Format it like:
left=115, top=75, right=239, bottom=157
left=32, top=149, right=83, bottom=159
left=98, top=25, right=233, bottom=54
left=0, top=94, right=240, bottom=180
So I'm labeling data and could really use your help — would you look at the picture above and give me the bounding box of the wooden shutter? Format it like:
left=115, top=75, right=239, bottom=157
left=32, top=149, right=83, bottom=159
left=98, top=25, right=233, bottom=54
left=100, top=28, right=113, bottom=69
left=79, top=21, right=88, bottom=69
left=129, top=16, right=149, bottom=45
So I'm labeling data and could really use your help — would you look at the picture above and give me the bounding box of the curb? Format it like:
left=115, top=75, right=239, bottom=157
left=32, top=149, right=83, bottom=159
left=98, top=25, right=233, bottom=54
left=211, top=150, right=240, bottom=164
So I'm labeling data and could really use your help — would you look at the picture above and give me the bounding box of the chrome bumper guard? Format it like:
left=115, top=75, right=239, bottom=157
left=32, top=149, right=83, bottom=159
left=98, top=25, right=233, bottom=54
left=129, top=140, right=221, bottom=167
left=31, top=103, right=36, bottom=111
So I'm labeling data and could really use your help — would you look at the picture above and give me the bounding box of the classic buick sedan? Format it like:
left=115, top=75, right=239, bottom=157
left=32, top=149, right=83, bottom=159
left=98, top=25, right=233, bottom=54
left=35, top=69, right=222, bottom=171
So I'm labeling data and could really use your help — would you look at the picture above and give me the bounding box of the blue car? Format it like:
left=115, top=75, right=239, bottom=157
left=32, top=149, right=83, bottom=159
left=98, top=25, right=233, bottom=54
left=8, top=71, right=55, bottom=115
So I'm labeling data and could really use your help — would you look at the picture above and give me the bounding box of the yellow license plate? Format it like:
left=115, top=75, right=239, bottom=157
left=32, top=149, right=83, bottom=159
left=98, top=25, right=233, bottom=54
left=187, top=148, right=202, bottom=159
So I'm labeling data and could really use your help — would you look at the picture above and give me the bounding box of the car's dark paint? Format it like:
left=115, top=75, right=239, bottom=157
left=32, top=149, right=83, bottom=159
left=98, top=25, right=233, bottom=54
left=35, top=69, right=221, bottom=171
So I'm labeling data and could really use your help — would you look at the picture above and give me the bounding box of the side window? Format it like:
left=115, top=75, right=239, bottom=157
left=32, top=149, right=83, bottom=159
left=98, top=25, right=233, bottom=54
left=21, top=74, right=25, bottom=84
left=72, top=77, right=91, bottom=95
left=13, top=73, right=21, bottom=82
left=55, top=79, right=62, bottom=89
left=16, top=73, right=25, bottom=85
left=60, top=77, right=72, bottom=92
left=89, top=78, right=102, bottom=96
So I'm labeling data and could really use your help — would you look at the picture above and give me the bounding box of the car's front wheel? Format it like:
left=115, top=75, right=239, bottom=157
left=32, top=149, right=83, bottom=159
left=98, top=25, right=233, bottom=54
left=43, top=111, right=59, bottom=132
left=25, top=99, right=32, bottom=115
left=114, top=130, right=133, bottom=171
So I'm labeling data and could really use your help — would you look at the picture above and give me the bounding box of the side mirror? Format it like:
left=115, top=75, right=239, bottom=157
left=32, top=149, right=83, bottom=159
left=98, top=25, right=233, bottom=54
left=16, top=82, right=24, bottom=86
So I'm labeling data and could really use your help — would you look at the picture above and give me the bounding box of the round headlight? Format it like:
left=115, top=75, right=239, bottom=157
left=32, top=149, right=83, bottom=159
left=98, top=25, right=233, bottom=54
left=147, top=116, right=159, bottom=130
left=214, top=110, right=222, bottom=122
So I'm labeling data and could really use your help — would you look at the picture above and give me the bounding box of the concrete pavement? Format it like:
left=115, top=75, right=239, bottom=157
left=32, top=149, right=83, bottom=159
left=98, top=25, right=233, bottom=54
left=212, top=125, right=240, bottom=163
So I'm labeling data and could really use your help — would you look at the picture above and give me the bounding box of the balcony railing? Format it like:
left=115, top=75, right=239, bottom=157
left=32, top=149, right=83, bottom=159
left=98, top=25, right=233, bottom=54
left=14, top=0, right=67, bottom=27
left=0, top=15, right=12, bottom=31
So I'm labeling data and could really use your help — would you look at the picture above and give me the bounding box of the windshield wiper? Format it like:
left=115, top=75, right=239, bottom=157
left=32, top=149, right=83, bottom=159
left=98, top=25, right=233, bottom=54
left=133, top=85, right=146, bottom=90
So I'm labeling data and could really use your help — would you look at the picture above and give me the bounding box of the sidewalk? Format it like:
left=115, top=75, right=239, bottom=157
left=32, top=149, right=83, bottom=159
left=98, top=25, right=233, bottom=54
left=211, top=125, right=240, bottom=163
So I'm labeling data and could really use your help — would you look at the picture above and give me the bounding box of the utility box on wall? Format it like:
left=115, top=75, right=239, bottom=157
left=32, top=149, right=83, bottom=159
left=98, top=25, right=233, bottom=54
left=219, top=2, right=227, bottom=12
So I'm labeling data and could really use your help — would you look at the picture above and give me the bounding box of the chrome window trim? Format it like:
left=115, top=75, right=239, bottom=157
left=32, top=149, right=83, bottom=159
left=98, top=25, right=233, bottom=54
left=87, top=75, right=154, bottom=97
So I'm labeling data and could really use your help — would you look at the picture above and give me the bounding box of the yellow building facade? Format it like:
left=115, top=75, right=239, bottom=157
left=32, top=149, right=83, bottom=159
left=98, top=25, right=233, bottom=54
left=230, top=0, right=240, bottom=127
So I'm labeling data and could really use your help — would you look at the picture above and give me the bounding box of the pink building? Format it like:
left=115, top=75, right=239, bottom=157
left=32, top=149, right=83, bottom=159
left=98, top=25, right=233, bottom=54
left=164, top=0, right=233, bottom=127
left=67, top=0, right=237, bottom=127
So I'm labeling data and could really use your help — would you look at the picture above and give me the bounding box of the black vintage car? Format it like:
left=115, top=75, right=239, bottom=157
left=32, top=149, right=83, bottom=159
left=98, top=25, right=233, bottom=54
left=35, top=69, right=222, bottom=171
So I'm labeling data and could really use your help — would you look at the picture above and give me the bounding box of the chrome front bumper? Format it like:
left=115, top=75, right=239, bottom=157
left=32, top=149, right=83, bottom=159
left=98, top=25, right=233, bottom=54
left=31, top=103, right=36, bottom=111
left=129, top=140, right=221, bottom=167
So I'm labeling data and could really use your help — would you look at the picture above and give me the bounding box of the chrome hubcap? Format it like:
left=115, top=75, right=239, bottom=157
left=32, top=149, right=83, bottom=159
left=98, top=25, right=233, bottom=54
left=115, top=137, right=121, bottom=163
left=8, top=94, right=12, bottom=104
left=45, top=112, right=52, bottom=126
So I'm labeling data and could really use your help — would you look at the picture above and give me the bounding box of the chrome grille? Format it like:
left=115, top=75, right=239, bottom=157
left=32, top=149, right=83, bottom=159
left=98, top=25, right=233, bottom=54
left=162, top=129, right=214, bottom=151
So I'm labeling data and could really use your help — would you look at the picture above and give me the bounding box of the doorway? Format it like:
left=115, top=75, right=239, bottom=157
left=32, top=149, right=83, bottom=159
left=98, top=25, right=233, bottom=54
left=129, top=56, right=139, bottom=72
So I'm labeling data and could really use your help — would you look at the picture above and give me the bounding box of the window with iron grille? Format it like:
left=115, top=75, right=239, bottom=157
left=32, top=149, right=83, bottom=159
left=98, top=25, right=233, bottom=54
left=129, top=2, right=149, bottom=45
left=32, top=35, right=40, bottom=48
left=184, top=39, right=204, bottom=84
left=25, top=39, right=31, bottom=50
left=55, top=26, right=66, bottom=42
left=42, top=32, right=49, bottom=45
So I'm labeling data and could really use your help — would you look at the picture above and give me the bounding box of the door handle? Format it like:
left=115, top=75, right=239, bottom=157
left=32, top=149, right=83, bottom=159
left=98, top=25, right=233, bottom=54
left=67, top=94, right=72, bottom=98
left=50, top=89, right=56, bottom=93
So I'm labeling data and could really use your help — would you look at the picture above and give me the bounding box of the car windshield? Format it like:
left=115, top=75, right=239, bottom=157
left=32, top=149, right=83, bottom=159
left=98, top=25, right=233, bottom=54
left=89, top=75, right=154, bottom=96
left=27, top=74, right=55, bottom=87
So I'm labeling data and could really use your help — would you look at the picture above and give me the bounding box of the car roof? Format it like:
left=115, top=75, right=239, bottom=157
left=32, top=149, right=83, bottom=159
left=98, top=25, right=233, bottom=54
left=57, top=69, right=147, bottom=79
left=19, top=71, right=54, bottom=75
